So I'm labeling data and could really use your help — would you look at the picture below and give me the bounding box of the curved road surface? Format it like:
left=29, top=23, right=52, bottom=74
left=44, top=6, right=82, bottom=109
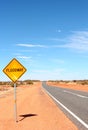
left=42, top=82, right=88, bottom=130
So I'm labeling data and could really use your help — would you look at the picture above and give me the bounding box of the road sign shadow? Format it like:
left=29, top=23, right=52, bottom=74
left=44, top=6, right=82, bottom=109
left=19, top=113, right=37, bottom=121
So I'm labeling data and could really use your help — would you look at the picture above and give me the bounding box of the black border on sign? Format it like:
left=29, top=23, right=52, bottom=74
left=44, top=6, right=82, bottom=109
left=3, top=58, right=27, bottom=83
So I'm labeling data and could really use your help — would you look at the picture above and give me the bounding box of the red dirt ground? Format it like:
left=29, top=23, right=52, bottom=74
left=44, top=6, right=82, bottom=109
left=47, top=81, right=88, bottom=92
left=0, top=82, right=78, bottom=130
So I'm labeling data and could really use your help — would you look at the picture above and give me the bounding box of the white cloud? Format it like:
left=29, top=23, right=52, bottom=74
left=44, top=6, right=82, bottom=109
left=30, top=68, right=65, bottom=80
left=16, top=31, right=88, bottom=53
left=17, top=56, right=32, bottom=59
left=49, top=38, right=66, bottom=42
left=16, top=43, right=48, bottom=48
left=67, top=31, right=88, bottom=50
left=52, top=31, right=88, bottom=52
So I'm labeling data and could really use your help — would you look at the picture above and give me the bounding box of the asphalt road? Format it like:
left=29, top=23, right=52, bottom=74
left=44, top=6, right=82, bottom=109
left=42, top=82, right=88, bottom=130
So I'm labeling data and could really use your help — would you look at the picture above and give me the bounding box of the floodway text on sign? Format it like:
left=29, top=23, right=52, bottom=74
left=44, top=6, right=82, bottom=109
left=6, top=68, right=24, bottom=72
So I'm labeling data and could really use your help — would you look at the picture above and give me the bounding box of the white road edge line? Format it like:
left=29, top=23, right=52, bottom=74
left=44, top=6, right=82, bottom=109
left=42, top=86, right=88, bottom=129
left=63, top=90, right=88, bottom=98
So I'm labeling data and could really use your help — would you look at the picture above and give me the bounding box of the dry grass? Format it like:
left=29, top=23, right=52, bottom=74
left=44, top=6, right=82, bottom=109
left=48, top=80, right=88, bottom=85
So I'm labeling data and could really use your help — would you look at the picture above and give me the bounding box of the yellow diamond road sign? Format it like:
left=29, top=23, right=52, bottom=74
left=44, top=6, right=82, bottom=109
left=3, top=58, right=27, bottom=82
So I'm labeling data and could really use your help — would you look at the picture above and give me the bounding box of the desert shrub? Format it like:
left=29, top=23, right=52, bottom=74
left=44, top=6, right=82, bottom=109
left=74, top=80, right=88, bottom=85
left=73, top=80, right=77, bottom=83
left=0, top=82, right=8, bottom=85
left=0, top=82, right=3, bottom=85
left=24, top=80, right=33, bottom=85
left=10, top=82, right=18, bottom=87
left=81, top=80, right=88, bottom=85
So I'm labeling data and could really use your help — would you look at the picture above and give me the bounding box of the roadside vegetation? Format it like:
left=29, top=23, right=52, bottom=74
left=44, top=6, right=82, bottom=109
left=48, top=80, right=88, bottom=85
left=0, top=80, right=41, bottom=90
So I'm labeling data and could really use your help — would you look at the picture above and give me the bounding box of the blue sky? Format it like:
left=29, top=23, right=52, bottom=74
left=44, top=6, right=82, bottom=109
left=1, top=0, right=88, bottom=81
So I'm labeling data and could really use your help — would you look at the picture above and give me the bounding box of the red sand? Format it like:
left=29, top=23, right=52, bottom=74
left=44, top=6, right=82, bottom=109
left=0, top=82, right=78, bottom=130
left=47, top=81, right=88, bottom=92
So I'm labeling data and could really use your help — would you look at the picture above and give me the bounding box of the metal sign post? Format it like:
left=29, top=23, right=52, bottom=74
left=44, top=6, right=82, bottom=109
left=3, top=58, right=27, bottom=123
left=14, top=83, right=17, bottom=122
